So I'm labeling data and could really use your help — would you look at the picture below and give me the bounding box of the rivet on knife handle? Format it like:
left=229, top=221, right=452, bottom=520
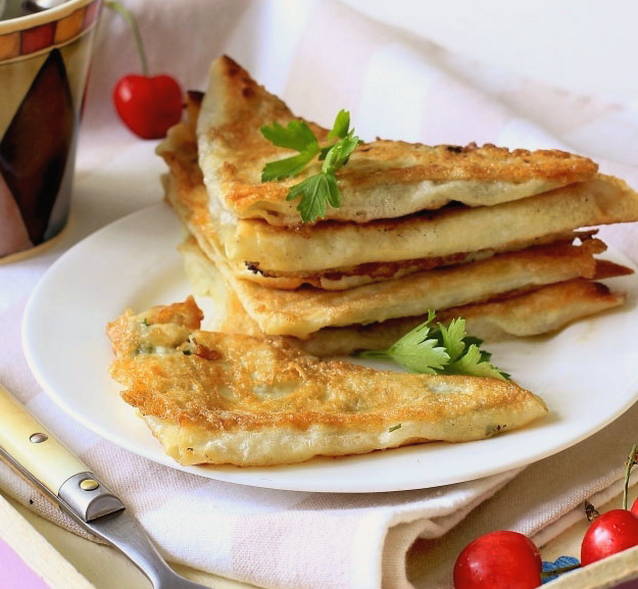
left=0, top=383, right=123, bottom=521
left=58, top=472, right=124, bottom=522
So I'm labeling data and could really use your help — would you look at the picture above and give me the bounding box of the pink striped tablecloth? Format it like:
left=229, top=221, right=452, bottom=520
left=1, top=1, right=637, bottom=587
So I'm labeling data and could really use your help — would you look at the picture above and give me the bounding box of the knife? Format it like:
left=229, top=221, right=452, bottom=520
left=0, top=383, right=208, bottom=589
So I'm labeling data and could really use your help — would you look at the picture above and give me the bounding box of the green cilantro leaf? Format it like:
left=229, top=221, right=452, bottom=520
left=260, top=120, right=320, bottom=182
left=260, top=120, right=318, bottom=152
left=358, top=310, right=450, bottom=374
left=328, top=109, right=351, bottom=139
left=284, top=131, right=360, bottom=222
left=287, top=173, right=340, bottom=222
left=322, top=132, right=359, bottom=173
left=261, top=110, right=360, bottom=222
left=262, top=151, right=317, bottom=182
left=435, top=317, right=467, bottom=362
left=356, top=310, right=510, bottom=380
left=444, top=344, right=508, bottom=380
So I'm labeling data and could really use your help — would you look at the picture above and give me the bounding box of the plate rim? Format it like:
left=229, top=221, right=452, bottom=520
left=21, top=202, right=638, bottom=493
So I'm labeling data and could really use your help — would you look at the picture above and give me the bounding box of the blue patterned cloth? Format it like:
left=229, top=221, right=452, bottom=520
left=541, top=556, right=580, bottom=584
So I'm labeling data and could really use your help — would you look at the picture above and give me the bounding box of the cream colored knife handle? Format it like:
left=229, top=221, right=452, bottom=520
left=0, top=388, right=201, bottom=587
left=0, top=383, right=124, bottom=522
left=0, top=383, right=90, bottom=494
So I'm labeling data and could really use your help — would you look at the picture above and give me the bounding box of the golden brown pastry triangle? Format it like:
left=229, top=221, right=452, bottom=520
left=107, top=297, right=547, bottom=466
left=197, top=55, right=597, bottom=226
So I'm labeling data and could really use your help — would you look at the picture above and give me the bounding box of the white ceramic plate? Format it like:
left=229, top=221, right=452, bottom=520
left=23, top=203, right=638, bottom=493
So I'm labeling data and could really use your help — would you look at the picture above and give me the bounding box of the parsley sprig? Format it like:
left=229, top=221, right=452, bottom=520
left=261, top=110, right=360, bottom=223
left=357, top=311, right=510, bottom=380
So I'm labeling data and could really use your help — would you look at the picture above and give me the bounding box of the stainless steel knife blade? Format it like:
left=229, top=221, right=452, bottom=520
left=78, top=509, right=207, bottom=589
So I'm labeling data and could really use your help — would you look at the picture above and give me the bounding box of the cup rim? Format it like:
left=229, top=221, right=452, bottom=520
left=0, top=0, right=95, bottom=32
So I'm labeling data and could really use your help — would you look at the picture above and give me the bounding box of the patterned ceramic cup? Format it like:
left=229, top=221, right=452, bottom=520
left=0, top=0, right=101, bottom=258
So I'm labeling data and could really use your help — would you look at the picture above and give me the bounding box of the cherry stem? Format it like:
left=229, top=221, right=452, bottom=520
left=622, top=442, right=637, bottom=510
left=540, top=563, right=580, bottom=578
left=105, top=1, right=149, bottom=77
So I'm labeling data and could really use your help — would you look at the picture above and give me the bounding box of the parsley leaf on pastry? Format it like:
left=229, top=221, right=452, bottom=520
left=357, top=310, right=450, bottom=374
left=261, top=110, right=360, bottom=222
left=357, top=312, right=510, bottom=380
left=260, top=120, right=319, bottom=181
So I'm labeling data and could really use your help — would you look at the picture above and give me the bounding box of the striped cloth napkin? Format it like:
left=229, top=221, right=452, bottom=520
left=1, top=1, right=637, bottom=587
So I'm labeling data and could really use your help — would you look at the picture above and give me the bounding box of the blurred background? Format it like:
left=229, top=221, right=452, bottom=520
left=85, top=0, right=638, bottom=164
left=70, top=0, right=636, bottom=258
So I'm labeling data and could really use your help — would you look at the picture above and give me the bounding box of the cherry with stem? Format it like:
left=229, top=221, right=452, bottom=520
left=106, top=1, right=183, bottom=139
left=580, top=442, right=638, bottom=566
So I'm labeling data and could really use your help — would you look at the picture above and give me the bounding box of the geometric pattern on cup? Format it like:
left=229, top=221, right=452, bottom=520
left=0, top=0, right=99, bottom=63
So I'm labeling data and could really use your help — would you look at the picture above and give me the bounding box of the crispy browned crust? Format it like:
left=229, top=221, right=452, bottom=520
left=216, top=279, right=627, bottom=357
left=196, top=56, right=597, bottom=225
left=239, top=232, right=599, bottom=290
left=593, top=260, right=635, bottom=279
left=107, top=298, right=204, bottom=360
left=107, top=298, right=547, bottom=465
left=185, top=232, right=607, bottom=337
left=159, top=113, right=638, bottom=275
left=440, top=279, right=625, bottom=334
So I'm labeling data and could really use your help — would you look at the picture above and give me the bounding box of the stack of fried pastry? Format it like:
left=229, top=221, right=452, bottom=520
left=157, top=55, right=638, bottom=357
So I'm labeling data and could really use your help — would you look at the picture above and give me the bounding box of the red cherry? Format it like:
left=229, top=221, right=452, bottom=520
left=453, top=530, right=541, bottom=589
left=581, top=509, right=638, bottom=565
left=631, top=497, right=638, bottom=517
left=113, top=74, right=182, bottom=139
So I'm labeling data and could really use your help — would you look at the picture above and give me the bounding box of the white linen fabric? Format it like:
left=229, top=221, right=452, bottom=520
left=0, top=1, right=636, bottom=588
